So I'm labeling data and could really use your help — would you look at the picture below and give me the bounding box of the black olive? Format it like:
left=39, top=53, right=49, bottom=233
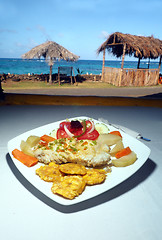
left=70, top=120, right=83, bottom=129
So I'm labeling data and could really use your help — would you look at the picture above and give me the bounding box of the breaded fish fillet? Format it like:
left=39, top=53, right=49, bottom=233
left=34, top=138, right=110, bottom=167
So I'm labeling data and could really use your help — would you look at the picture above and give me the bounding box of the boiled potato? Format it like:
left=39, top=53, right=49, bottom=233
left=26, top=135, right=40, bottom=147
left=112, top=151, right=137, bottom=167
left=20, top=140, right=35, bottom=157
left=110, top=140, right=124, bottom=156
left=97, top=133, right=122, bottom=146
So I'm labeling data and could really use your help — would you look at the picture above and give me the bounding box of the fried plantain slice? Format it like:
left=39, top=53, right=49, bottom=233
left=59, top=163, right=87, bottom=175
left=36, top=162, right=63, bottom=182
left=83, top=168, right=107, bottom=185
left=51, top=175, right=86, bottom=199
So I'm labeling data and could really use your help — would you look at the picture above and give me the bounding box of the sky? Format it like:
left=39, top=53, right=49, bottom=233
left=0, top=0, right=162, bottom=60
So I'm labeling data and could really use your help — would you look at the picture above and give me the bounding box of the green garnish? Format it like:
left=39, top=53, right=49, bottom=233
left=69, top=146, right=78, bottom=152
left=92, top=140, right=97, bottom=145
left=74, top=120, right=86, bottom=138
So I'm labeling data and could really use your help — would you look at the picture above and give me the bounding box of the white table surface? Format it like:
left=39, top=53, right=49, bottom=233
left=0, top=105, right=162, bottom=240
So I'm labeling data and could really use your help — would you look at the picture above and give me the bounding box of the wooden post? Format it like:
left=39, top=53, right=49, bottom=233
left=121, top=44, right=126, bottom=69
left=58, top=67, right=60, bottom=86
left=101, top=48, right=106, bottom=81
left=73, top=68, right=77, bottom=86
left=49, top=57, right=53, bottom=84
left=137, top=57, right=141, bottom=69
left=113, top=34, right=116, bottom=44
left=70, top=67, right=73, bottom=85
left=119, top=44, right=126, bottom=86
left=49, top=65, right=52, bottom=84
left=148, top=58, right=150, bottom=69
left=158, top=55, right=162, bottom=71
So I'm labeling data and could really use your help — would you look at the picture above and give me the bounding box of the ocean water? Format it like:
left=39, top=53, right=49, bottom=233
left=0, top=58, right=161, bottom=76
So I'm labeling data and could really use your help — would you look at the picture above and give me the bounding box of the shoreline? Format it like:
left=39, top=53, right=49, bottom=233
left=0, top=72, right=101, bottom=83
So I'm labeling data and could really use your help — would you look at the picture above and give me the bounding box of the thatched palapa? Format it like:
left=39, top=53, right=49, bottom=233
left=98, top=32, right=162, bottom=86
left=22, top=41, right=79, bottom=83
left=98, top=32, right=162, bottom=59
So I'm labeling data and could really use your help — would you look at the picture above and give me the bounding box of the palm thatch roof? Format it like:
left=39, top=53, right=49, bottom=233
left=22, top=41, right=79, bottom=61
left=22, top=41, right=79, bottom=84
left=97, top=32, right=162, bottom=59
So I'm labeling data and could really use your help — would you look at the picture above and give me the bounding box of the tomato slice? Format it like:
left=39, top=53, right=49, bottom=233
left=59, top=121, right=71, bottom=130
left=71, top=129, right=83, bottom=137
left=77, top=129, right=99, bottom=140
left=85, top=120, right=93, bottom=131
left=59, top=121, right=83, bottom=133
left=56, top=129, right=69, bottom=139
left=57, top=120, right=99, bottom=140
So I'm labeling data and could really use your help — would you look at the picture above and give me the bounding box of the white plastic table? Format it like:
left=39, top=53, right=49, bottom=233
left=0, top=105, right=162, bottom=240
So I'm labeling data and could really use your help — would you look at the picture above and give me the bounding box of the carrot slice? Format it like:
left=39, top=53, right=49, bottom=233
left=115, top=147, right=132, bottom=159
left=40, top=134, right=55, bottom=143
left=110, top=131, right=122, bottom=138
left=12, top=149, right=38, bottom=167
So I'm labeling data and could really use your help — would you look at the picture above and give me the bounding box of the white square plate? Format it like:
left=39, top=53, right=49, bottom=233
left=8, top=116, right=151, bottom=205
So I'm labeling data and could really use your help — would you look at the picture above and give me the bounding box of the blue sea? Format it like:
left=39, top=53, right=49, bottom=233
left=0, top=58, right=161, bottom=76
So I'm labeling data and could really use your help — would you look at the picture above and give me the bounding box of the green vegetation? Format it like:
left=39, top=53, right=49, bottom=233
left=2, top=80, right=116, bottom=89
left=2, top=80, right=162, bottom=91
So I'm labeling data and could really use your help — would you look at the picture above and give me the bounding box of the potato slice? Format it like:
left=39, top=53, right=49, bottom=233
left=97, top=133, right=122, bottom=146
left=26, top=135, right=40, bottom=147
left=20, top=140, right=35, bottom=157
left=112, top=151, right=137, bottom=167
left=110, top=140, right=124, bottom=156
